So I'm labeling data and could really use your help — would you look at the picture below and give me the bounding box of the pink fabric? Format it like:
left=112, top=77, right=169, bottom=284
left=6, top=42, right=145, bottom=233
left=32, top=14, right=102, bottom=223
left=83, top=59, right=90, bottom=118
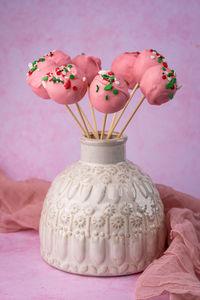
left=0, top=170, right=200, bottom=299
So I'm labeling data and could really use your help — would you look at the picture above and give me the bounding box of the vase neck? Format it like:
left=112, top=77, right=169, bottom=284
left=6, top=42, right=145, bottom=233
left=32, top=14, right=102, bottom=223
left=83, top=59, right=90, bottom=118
left=80, top=134, right=127, bottom=164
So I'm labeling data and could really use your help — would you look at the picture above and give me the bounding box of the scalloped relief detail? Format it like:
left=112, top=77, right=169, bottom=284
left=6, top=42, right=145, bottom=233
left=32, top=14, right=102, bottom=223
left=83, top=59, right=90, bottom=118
left=40, top=159, right=166, bottom=276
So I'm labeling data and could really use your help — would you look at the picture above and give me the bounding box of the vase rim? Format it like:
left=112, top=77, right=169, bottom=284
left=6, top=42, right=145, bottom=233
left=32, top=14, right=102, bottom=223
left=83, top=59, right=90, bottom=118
left=80, top=131, right=128, bottom=147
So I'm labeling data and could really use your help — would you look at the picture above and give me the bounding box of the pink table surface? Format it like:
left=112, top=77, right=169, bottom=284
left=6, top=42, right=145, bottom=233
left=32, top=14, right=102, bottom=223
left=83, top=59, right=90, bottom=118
left=0, top=230, right=169, bottom=300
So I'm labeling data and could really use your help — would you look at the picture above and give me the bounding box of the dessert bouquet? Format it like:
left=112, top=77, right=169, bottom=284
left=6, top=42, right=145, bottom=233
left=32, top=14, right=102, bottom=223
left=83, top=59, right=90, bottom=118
left=26, top=49, right=181, bottom=277
left=26, top=49, right=181, bottom=140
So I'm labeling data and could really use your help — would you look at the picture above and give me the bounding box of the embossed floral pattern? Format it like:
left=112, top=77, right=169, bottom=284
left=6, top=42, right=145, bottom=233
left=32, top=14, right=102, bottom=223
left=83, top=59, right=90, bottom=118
left=92, top=216, right=105, bottom=228
left=104, top=204, right=115, bottom=216
left=60, top=210, right=70, bottom=224
left=83, top=205, right=95, bottom=216
left=130, top=215, right=143, bottom=227
left=74, top=216, right=86, bottom=228
left=111, top=216, right=124, bottom=229
left=120, top=202, right=133, bottom=216
left=70, top=203, right=80, bottom=214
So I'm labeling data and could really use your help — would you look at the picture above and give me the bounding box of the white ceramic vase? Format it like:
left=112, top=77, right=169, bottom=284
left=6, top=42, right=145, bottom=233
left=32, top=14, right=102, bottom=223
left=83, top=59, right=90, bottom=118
left=39, top=134, right=166, bottom=276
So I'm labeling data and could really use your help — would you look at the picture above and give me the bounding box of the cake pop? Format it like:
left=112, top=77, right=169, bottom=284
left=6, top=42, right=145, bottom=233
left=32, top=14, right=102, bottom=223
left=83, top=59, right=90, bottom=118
left=72, top=53, right=101, bottom=84
left=44, top=64, right=88, bottom=105
left=89, top=71, right=130, bottom=114
left=44, top=50, right=71, bottom=66
left=111, top=52, right=140, bottom=89
left=140, top=65, right=178, bottom=105
left=133, top=49, right=168, bottom=83
left=26, top=50, right=71, bottom=99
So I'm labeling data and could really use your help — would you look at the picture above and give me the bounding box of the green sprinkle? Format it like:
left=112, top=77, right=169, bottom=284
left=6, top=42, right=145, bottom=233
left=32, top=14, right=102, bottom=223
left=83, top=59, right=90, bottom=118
left=166, top=82, right=173, bottom=89
left=30, top=65, right=37, bottom=72
left=171, top=70, right=175, bottom=73
left=42, top=75, right=48, bottom=81
left=169, top=93, right=174, bottom=99
left=104, top=84, right=113, bottom=91
left=52, top=77, right=57, bottom=83
left=171, top=77, right=176, bottom=84
left=32, top=60, right=37, bottom=66
left=64, top=68, right=68, bottom=72
left=81, top=52, right=85, bottom=55
left=102, top=74, right=110, bottom=79
left=153, top=49, right=157, bottom=53
left=105, top=95, right=108, bottom=100
left=162, top=67, right=166, bottom=71
left=96, top=85, right=99, bottom=92
left=57, top=79, right=64, bottom=83
left=110, top=76, right=115, bottom=84
left=68, top=64, right=72, bottom=68
left=158, top=57, right=162, bottom=63
left=70, top=74, right=74, bottom=79
left=113, top=89, right=118, bottom=95
left=168, top=73, right=172, bottom=77
left=40, top=58, right=45, bottom=62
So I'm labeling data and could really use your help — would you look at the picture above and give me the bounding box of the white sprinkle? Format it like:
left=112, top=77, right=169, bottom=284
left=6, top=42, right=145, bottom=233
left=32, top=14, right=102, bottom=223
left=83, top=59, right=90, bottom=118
left=65, top=76, right=69, bottom=79
left=162, top=59, right=166, bottom=63
left=62, top=71, right=67, bottom=75
left=115, top=81, right=120, bottom=85
left=151, top=55, right=155, bottom=59
left=167, top=77, right=171, bottom=81
left=28, top=63, right=33, bottom=69
left=98, top=70, right=109, bottom=75
left=52, top=50, right=56, bottom=52
left=82, top=77, right=86, bottom=81
left=177, top=85, right=182, bottom=90
left=37, top=68, right=40, bottom=71
left=42, top=81, right=46, bottom=88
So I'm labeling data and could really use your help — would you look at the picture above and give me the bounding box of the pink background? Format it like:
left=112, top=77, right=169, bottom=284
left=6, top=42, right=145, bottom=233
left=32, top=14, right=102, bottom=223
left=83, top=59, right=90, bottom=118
left=0, top=0, right=200, bottom=199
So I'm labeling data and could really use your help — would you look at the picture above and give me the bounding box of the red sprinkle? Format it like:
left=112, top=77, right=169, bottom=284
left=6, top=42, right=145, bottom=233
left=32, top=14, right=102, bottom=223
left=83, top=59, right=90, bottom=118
left=64, top=80, right=71, bottom=89
left=163, top=62, right=168, bottom=68
left=56, top=71, right=61, bottom=75
left=50, top=52, right=53, bottom=57
left=28, top=71, right=32, bottom=75
left=156, top=53, right=159, bottom=56
left=150, top=49, right=153, bottom=52
left=104, top=78, right=110, bottom=82
left=72, top=86, right=77, bottom=91
left=162, top=75, right=166, bottom=79
left=171, top=86, right=174, bottom=90
left=108, top=71, right=114, bottom=75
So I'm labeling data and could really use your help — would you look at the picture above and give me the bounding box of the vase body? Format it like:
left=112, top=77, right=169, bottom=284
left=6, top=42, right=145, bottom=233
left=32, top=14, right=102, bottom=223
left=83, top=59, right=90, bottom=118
left=39, top=134, right=166, bottom=276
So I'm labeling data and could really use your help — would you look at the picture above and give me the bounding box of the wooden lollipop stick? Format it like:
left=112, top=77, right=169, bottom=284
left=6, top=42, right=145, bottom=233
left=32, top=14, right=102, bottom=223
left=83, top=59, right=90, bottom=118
left=75, top=103, right=90, bottom=138
left=106, top=83, right=139, bottom=139
left=65, top=105, right=87, bottom=136
left=107, top=113, right=117, bottom=138
left=88, top=87, right=99, bottom=139
left=100, top=114, right=107, bottom=140
left=80, top=108, right=97, bottom=138
left=117, top=95, right=145, bottom=138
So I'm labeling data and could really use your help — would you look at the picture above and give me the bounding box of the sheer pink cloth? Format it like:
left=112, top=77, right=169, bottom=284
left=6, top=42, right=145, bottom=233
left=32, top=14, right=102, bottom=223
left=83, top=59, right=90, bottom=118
left=0, top=170, right=200, bottom=299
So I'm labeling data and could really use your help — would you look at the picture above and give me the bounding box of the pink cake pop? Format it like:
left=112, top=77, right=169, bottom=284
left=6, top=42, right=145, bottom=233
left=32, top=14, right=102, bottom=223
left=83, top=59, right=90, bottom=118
left=44, top=64, right=88, bottom=104
left=111, top=52, right=140, bottom=89
left=26, top=50, right=72, bottom=99
left=26, top=58, right=57, bottom=99
left=44, top=50, right=71, bottom=66
left=89, top=71, right=130, bottom=113
left=133, top=49, right=168, bottom=83
left=140, top=65, right=178, bottom=105
left=72, top=53, right=101, bottom=84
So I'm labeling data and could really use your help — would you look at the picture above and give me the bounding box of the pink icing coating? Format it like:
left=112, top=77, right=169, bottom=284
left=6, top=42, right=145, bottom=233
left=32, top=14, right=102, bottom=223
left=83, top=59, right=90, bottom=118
left=44, top=64, right=87, bottom=105
left=111, top=52, right=140, bottom=89
left=72, top=54, right=101, bottom=84
left=44, top=50, right=71, bottom=66
left=140, top=65, right=177, bottom=105
left=133, top=49, right=166, bottom=83
left=89, top=71, right=130, bottom=113
left=26, top=60, right=58, bottom=99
